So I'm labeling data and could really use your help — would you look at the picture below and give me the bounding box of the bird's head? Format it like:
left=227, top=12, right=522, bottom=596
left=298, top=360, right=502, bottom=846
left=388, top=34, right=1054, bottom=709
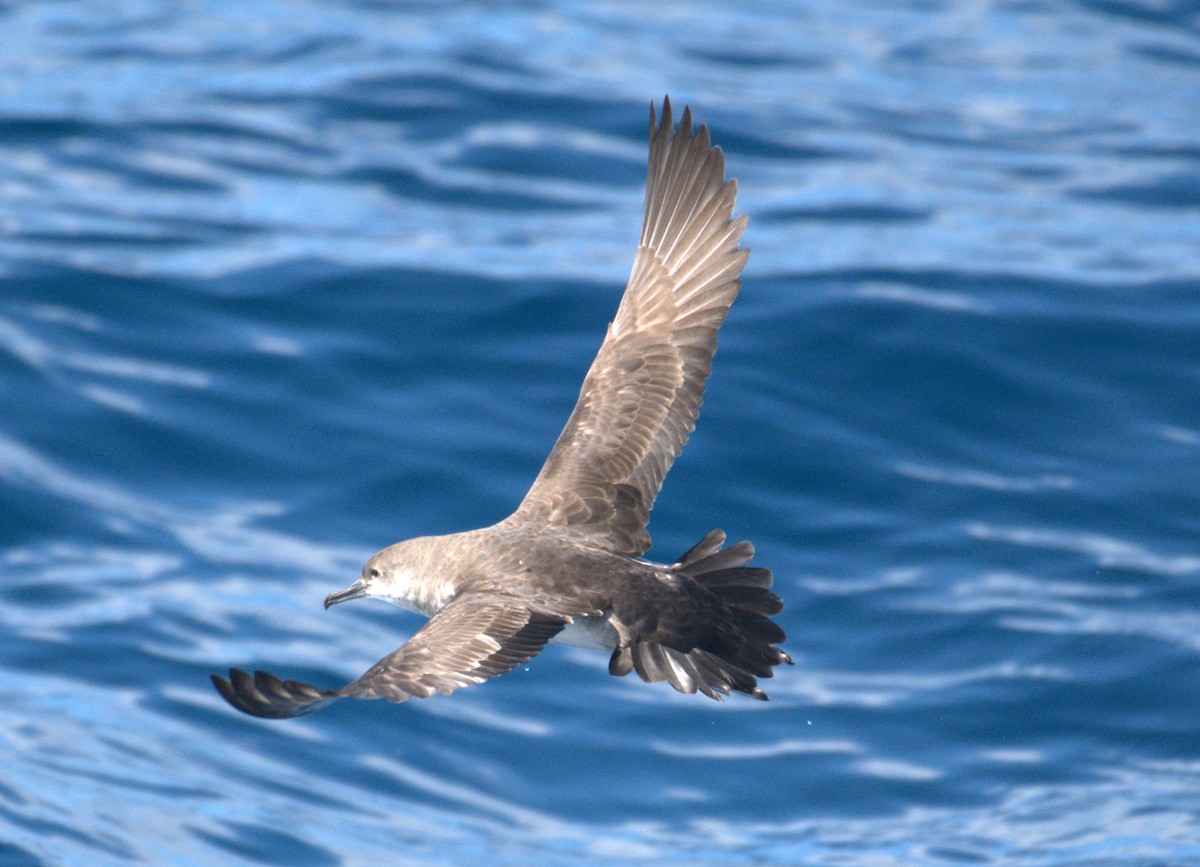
left=324, top=537, right=443, bottom=615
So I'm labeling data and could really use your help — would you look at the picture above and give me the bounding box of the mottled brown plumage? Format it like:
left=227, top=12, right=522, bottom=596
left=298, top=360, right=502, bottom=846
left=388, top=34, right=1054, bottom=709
left=213, top=98, right=790, bottom=719
left=514, top=101, right=747, bottom=557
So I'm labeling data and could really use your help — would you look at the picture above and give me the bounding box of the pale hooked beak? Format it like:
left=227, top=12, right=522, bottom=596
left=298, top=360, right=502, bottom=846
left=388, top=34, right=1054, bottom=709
left=324, top=579, right=367, bottom=609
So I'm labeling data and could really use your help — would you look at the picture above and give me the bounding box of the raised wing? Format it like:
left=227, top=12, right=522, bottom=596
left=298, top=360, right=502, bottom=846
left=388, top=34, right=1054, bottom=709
left=511, top=97, right=748, bottom=556
left=211, top=596, right=567, bottom=718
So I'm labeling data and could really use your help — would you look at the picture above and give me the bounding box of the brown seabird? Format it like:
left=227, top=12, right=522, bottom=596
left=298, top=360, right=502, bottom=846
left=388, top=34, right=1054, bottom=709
left=212, top=97, right=792, bottom=718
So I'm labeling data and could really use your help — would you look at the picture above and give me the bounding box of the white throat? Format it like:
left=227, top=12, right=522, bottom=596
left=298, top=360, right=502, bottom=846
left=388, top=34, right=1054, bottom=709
left=374, top=567, right=451, bottom=617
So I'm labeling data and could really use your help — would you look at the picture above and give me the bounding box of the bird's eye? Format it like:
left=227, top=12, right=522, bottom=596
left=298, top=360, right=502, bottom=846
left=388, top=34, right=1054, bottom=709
left=369, top=568, right=380, bottom=579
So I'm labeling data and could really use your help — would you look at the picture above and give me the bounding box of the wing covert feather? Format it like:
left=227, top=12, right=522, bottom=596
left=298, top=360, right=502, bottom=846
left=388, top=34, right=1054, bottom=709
left=212, top=596, right=567, bottom=718
left=340, top=597, right=566, bottom=702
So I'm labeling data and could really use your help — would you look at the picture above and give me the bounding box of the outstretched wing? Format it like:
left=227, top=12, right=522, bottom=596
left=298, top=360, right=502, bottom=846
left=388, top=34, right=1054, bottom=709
left=510, top=97, right=748, bottom=557
left=212, top=596, right=567, bottom=719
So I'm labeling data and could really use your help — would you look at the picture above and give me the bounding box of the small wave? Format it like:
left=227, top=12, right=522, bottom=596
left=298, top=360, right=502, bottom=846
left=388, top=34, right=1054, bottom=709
left=0, top=431, right=362, bottom=576
left=62, top=351, right=210, bottom=389
left=1159, top=424, right=1200, bottom=446
left=650, top=738, right=861, bottom=760
left=851, top=758, right=942, bottom=782
left=0, top=308, right=210, bottom=414
left=895, top=461, right=1075, bottom=492
left=800, top=568, right=923, bottom=595
left=967, top=522, right=1200, bottom=576
left=854, top=282, right=993, bottom=314
left=784, top=663, right=1070, bottom=709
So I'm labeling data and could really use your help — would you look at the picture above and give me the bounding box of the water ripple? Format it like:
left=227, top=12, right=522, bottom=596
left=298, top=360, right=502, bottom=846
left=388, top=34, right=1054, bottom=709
left=2, top=1, right=1199, bottom=864
left=967, top=522, right=1200, bottom=577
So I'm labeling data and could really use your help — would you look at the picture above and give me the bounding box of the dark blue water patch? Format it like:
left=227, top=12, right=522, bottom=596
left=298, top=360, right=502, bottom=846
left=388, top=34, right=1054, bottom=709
left=887, top=38, right=978, bottom=68
left=1, top=259, right=617, bottom=543
left=843, top=100, right=1143, bottom=153
left=225, top=73, right=645, bottom=144
left=1000, top=162, right=1072, bottom=180
left=0, top=803, right=135, bottom=862
left=14, top=226, right=218, bottom=249
left=1110, top=141, right=1200, bottom=161
left=718, top=264, right=1200, bottom=607
left=941, top=648, right=1200, bottom=770
left=142, top=118, right=326, bottom=154
left=337, top=73, right=644, bottom=134
left=1129, top=40, right=1200, bottom=66
left=0, top=842, right=40, bottom=867
left=144, top=117, right=338, bottom=176
left=342, top=164, right=584, bottom=211
left=758, top=204, right=931, bottom=224
left=17, top=205, right=268, bottom=247
left=3, top=266, right=333, bottom=490
left=1071, top=172, right=1200, bottom=208
left=0, top=115, right=106, bottom=145
left=451, top=45, right=538, bottom=77
left=167, top=718, right=359, bottom=813
left=226, top=262, right=599, bottom=371
left=54, top=148, right=228, bottom=194
left=182, top=256, right=351, bottom=299
left=189, top=821, right=340, bottom=867
left=0, top=778, right=27, bottom=810
left=0, top=571, right=105, bottom=609
left=0, top=467, right=99, bottom=548
left=706, top=128, right=851, bottom=162
left=1, top=110, right=328, bottom=195
left=15, top=626, right=143, bottom=693
left=689, top=46, right=832, bottom=70
left=80, top=31, right=358, bottom=65
left=1075, top=0, right=1200, bottom=35
left=3, top=264, right=196, bottom=331
left=449, top=141, right=645, bottom=185
left=38, top=4, right=174, bottom=38
left=54, top=757, right=217, bottom=802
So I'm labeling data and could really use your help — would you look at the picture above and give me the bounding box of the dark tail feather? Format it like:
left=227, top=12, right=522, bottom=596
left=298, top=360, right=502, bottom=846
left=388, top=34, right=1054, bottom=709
left=674, top=529, right=756, bottom=573
left=611, top=530, right=793, bottom=701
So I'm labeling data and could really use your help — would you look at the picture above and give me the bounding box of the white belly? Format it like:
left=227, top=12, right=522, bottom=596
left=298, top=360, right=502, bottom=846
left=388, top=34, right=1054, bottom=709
left=552, top=613, right=618, bottom=651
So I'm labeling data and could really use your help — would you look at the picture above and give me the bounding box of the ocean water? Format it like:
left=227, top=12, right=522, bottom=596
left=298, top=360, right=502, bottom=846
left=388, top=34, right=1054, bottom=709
left=2, top=1, right=1199, bottom=864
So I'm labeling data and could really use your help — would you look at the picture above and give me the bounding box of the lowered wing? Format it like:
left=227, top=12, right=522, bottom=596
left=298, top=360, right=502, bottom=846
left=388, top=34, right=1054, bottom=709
left=212, top=595, right=567, bottom=718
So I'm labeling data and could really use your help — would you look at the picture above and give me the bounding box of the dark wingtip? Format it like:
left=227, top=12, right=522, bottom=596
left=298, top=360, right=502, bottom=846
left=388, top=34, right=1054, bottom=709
left=211, top=666, right=334, bottom=719
left=211, top=671, right=236, bottom=703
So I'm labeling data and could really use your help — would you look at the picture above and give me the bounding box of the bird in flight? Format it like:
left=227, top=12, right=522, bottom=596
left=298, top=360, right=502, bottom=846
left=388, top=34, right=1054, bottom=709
left=213, top=97, right=791, bottom=718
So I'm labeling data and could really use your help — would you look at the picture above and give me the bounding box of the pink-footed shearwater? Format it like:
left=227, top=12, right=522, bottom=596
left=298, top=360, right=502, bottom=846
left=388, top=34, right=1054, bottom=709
left=212, top=97, right=792, bottom=718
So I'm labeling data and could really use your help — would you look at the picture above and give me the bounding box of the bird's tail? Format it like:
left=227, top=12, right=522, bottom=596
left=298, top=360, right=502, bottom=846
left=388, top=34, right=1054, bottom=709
left=609, top=530, right=793, bottom=700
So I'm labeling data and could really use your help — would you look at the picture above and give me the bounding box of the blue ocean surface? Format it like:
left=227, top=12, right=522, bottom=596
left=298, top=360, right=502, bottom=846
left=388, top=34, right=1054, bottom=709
left=2, top=2, right=1199, bottom=864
